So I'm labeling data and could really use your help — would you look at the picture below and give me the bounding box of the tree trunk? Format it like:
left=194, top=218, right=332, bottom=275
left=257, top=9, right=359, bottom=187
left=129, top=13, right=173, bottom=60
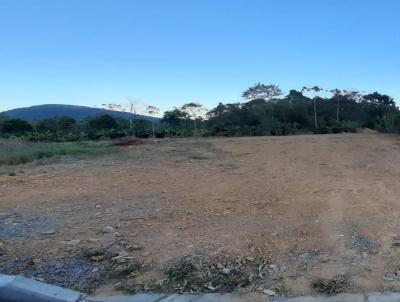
left=129, top=118, right=134, bottom=136
left=313, top=98, right=318, bottom=129
left=336, top=99, right=340, bottom=122
left=271, top=103, right=274, bottom=120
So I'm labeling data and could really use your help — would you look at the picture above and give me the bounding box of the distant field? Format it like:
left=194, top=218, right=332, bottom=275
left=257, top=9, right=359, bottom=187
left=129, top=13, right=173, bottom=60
left=0, top=139, right=111, bottom=165
left=1, top=133, right=400, bottom=296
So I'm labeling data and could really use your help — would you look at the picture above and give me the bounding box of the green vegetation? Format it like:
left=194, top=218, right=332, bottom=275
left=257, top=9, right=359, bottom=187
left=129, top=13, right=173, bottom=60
left=167, top=262, right=197, bottom=283
left=0, top=84, right=398, bottom=141
left=312, top=275, right=352, bottom=295
left=0, top=139, right=110, bottom=165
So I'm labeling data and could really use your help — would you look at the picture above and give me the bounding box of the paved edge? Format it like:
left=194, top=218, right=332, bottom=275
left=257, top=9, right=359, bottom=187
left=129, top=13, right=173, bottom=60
left=3, top=273, right=400, bottom=302
left=0, top=273, right=83, bottom=302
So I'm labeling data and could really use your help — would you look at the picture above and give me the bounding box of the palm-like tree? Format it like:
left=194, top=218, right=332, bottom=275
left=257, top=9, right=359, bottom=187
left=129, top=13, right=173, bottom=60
left=302, top=86, right=323, bottom=129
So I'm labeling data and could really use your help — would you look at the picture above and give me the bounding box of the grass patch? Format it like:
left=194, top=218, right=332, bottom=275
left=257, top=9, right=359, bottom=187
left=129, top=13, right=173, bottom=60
left=167, top=261, right=197, bottom=283
left=79, top=248, right=117, bottom=262
left=188, top=154, right=209, bottom=160
left=312, top=275, right=351, bottom=295
left=0, top=139, right=112, bottom=165
left=0, top=171, right=16, bottom=176
left=109, top=263, right=142, bottom=278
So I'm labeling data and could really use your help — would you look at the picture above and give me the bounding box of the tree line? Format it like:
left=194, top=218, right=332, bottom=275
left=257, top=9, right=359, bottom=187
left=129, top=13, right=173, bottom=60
left=1, top=83, right=399, bottom=142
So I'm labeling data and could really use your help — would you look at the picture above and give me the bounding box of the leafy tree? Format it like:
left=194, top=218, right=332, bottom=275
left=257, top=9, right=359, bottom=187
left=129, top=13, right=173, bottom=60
left=286, top=90, right=306, bottom=101
left=0, top=113, right=6, bottom=135
left=242, top=83, right=283, bottom=101
left=88, top=114, right=117, bottom=130
left=363, top=92, right=395, bottom=107
left=302, top=86, right=324, bottom=129
left=58, top=116, right=76, bottom=131
left=101, top=98, right=143, bottom=135
left=242, top=84, right=283, bottom=123
left=145, top=105, right=160, bottom=137
left=162, top=108, right=188, bottom=129
left=2, top=119, right=33, bottom=135
left=329, top=89, right=344, bottom=122
left=181, top=102, right=207, bottom=134
left=126, top=97, right=142, bottom=135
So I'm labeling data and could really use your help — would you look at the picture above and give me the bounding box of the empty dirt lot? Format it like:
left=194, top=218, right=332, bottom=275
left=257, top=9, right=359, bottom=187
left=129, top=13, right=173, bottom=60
left=1, top=132, right=400, bottom=296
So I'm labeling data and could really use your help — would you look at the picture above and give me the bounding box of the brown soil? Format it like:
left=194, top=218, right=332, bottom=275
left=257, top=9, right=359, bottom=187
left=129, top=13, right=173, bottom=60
left=2, top=133, right=400, bottom=295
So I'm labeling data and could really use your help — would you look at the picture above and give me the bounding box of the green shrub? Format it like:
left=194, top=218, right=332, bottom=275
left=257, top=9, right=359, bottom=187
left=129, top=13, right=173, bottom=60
left=316, top=120, right=359, bottom=134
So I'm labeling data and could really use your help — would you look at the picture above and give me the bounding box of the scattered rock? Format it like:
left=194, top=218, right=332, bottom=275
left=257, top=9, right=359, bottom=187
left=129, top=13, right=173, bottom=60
left=269, top=264, right=278, bottom=272
left=352, top=235, right=378, bottom=253
left=222, top=268, right=232, bottom=275
left=101, top=226, right=115, bottom=233
left=90, top=255, right=104, bottom=262
left=297, top=252, right=310, bottom=263
left=128, top=244, right=143, bottom=251
left=246, top=256, right=255, bottom=262
left=263, top=289, right=276, bottom=296
left=384, top=273, right=396, bottom=282
left=41, top=230, right=56, bottom=235
left=0, top=241, right=4, bottom=248
left=66, top=239, right=81, bottom=246
left=93, top=212, right=102, bottom=218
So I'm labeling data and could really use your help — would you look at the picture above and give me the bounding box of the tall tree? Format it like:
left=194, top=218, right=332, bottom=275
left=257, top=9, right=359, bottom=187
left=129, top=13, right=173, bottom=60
left=330, top=89, right=342, bottom=122
left=181, top=102, right=207, bottom=135
left=242, top=83, right=283, bottom=101
left=243, top=83, right=283, bottom=122
left=302, top=86, right=324, bottom=129
left=89, top=114, right=117, bottom=130
left=145, top=105, right=160, bottom=138
left=101, top=98, right=143, bottom=136
left=126, top=97, right=142, bottom=136
left=162, top=108, right=188, bottom=128
left=363, top=92, right=395, bottom=107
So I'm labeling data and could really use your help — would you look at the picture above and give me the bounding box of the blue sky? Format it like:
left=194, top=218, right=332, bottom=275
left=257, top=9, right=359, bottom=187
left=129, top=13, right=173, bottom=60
left=0, top=0, right=399, bottom=114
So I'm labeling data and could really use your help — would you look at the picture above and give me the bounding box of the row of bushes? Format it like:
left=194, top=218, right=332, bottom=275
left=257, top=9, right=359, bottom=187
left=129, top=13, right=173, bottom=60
left=0, top=114, right=375, bottom=142
left=0, top=86, right=398, bottom=141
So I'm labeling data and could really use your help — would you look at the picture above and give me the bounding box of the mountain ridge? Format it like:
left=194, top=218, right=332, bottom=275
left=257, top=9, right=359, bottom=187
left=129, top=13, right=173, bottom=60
left=2, top=104, right=159, bottom=122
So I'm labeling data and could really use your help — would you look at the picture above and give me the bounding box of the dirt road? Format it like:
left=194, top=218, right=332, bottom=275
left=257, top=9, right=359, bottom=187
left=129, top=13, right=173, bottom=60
left=1, top=133, right=400, bottom=295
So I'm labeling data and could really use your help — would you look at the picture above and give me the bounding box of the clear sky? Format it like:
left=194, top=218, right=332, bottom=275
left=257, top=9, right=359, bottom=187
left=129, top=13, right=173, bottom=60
left=0, top=0, right=399, bottom=113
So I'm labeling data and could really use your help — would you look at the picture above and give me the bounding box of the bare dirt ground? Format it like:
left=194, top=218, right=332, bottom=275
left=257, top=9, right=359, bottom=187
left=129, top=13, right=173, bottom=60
left=2, top=133, right=400, bottom=296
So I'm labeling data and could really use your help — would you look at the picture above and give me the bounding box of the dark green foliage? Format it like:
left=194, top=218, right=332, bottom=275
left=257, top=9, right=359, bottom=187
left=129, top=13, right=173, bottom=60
left=2, top=119, right=33, bottom=135
left=0, top=141, right=110, bottom=165
left=203, top=88, right=397, bottom=136
left=167, top=262, right=197, bottom=283
left=88, top=114, right=117, bottom=130
left=0, top=85, right=398, bottom=141
left=375, top=112, right=400, bottom=134
left=312, top=275, right=351, bottom=294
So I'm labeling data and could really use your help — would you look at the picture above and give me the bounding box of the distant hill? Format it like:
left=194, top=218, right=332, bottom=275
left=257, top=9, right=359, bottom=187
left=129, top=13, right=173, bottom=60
left=2, top=104, right=160, bottom=122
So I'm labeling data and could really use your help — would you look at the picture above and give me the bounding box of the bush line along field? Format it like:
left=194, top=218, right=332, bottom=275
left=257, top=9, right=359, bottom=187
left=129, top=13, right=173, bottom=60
left=0, top=139, right=112, bottom=165
left=0, top=84, right=399, bottom=142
